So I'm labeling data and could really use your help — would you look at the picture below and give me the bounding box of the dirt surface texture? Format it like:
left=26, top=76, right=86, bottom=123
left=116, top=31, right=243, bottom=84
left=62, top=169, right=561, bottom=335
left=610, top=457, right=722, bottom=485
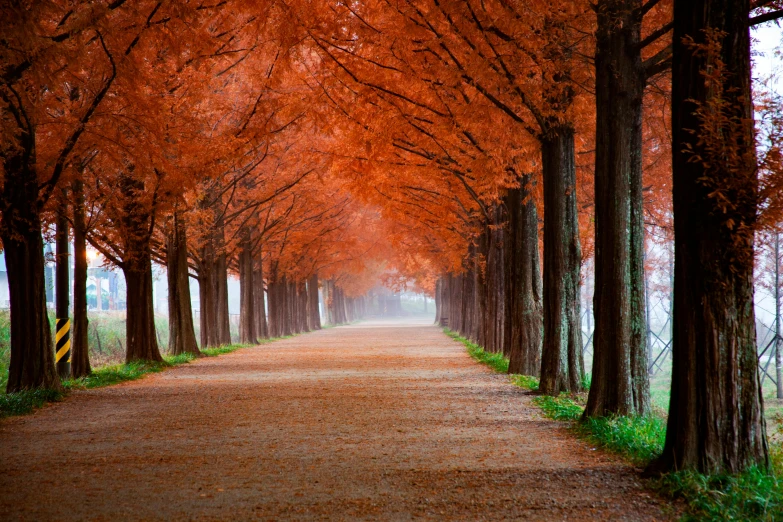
left=0, top=318, right=672, bottom=521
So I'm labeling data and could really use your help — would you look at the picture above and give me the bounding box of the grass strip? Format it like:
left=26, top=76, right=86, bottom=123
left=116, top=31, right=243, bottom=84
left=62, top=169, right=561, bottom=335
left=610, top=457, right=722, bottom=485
left=659, top=463, right=782, bottom=522
left=445, top=328, right=509, bottom=373
left=446, top=327, right=783, bottom=521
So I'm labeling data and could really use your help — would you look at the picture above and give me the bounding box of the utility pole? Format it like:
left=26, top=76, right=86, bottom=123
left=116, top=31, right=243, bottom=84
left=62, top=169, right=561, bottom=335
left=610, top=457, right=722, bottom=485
left=55, top=191, right=71, bottom=378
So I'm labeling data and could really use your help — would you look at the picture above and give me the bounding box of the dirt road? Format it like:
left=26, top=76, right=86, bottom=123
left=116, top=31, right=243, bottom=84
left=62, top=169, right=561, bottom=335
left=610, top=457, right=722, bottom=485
left=0, top=318, right=670, bottom=520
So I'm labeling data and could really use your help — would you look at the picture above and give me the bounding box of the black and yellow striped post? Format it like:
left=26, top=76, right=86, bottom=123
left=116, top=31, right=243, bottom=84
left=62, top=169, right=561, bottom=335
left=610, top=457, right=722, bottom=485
left=55, top=193, right=71, bottom=378
left=55, top=318, right=71, bottom=369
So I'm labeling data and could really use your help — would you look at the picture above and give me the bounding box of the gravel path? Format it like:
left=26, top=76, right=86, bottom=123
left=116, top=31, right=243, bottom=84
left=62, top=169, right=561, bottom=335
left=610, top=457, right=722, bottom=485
left=0, top=318, right=671, bottom=520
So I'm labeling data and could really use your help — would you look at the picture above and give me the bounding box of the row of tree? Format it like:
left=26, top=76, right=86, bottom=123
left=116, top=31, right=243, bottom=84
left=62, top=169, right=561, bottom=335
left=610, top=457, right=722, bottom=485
left=2, top=0, right=782, bottom=478
left=1, top=0, right=385, bottom=391
left=292, top=0, right=783, bottom=476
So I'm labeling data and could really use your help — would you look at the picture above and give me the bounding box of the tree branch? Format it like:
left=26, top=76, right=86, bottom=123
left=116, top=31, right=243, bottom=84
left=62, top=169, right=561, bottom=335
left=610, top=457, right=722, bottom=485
left=38, top=30, right=116, bottom=207
left=749, top=9, right=783, bottom=25
left=638, top=21, right=673, bottom=50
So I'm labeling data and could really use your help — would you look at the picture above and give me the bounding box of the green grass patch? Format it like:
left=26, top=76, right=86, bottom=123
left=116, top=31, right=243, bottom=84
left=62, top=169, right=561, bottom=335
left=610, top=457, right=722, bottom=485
left=533, top=394, right=583, bottom=421
left=658, top=465, right=782, bottom=521
left=65, top=360, right=171, bottom=390
left=65, top=343, right=252, bottom=389
left=579, top=415, right=666, bottom=466
left=200, top=343, right=250, bottom=357
left=532, top=395, right=665, bottom=466
left=511, top=374, right=540, bottom=390
left=0, top=388, right=66, bottom=418
left=445, top=328, right=509, bottom=373
left=165, top=352, right=200, bottom=365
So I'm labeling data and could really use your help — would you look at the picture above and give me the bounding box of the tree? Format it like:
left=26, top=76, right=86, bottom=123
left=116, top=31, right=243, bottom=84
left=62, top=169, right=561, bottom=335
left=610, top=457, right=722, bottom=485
left=505, top=177, right=543, bottom=375
left=585, top=0, right=672, bottom=418
left=0, top=1, right=132, bottom=391
left=70, top=176, right=92, bottom=377
left=167, top=208, right=200, bottom=355
left=650, top=0, right=770, bottom=474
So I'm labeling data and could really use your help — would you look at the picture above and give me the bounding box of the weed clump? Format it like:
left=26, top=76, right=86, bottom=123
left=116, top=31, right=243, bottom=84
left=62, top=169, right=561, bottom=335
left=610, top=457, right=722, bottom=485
left=657, top=465, right=781, bottom=521
left=0, top=388, right=66, bottom=418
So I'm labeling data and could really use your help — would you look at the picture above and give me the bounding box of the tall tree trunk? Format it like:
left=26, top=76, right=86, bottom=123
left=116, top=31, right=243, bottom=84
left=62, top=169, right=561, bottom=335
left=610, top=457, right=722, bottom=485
left=197, top=249, right=220, bottom=348
left=55, top=193, right=71, bottom=378
left=281, top=277, right=292, bottom=335
left=491, top=206, right=506, bottom=355
left=451, top=273, right=462, bottom=333
left=166, top=209, right=199, bottom=356
left=214, top=248, right=231, bottom=345
left=198, top=259, right=218, bottom=348
left=332, top=285, right=341, bottom=324
left=449, top=273, right=461, bottom=333
left=483, top=215, right=503, bottom=354
left=439, top=276, right=450, bottom=327
left=539, top=126, right=584, bottom=395
left=651, top=0, right=768, bottom=474
left=308, top=274, right=321, bottom=330
left=586, top=0, right=650, bottom=417
left=123, top=258, right=163, bottom=363
left=506, top=181, right=543, bottom=375
left=71, top=178, right=91, bottom=378
left=459, top=270, right=468, bottom=337
left=2, top=168, right=59, bottom=391
left=300, top=282, right=309, bottom=332
left=462, top=266, right=478, bottom=342
left=435, top=279, right=442, bottom=324
left=238, top=228, right=257, bottom=344
left=292, top=281, right=302, bottom=333
left=321, top=280, right=329, bottom=325
left=267, top=281, right=277, bottom=337
left=476, top=230, right=489, bottom=348
left=253, top=248, right=268, bottom=339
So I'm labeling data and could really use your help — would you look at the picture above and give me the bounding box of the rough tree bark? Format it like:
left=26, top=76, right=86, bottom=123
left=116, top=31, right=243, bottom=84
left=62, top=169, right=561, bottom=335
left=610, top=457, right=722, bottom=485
left=308, top=274, right=321, bottom=330
left=119, top=175, right=162, bottom=363
left=166, top=209, right=199, bottom=356
left=282, top=277, right=293, bottom=335
left=1, top=151, right=60, bottom=392
left=586, top=0, right=650, bottom=418
left=213, top=248, right=232, bottom=345
left=438, top=276, right=450, bottom=327
left=198, top=200, right=231, bottom=347
left=450, top=273, right=462, bottom=333
left=539, top=126, right=584, bottom=395
left=650, top=0, right=768, bottom=474
left=476, top=230, right=489, bottom=349
left=464, top=265, right=480, bottom=342
left=70, top=178, right=91, bottom=378
left=197, top=255, right=217, bottom=348
left=253, top=247, right=268, bottom=339
left=267, top=265, right=281, bottom=336
left=434, top=279, right=442, bottom=324
left=238, top=227, right=257, bottom=344
left=505, top=180, right=543, bottom=376
left=122, top=259, right=163, bottom=363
